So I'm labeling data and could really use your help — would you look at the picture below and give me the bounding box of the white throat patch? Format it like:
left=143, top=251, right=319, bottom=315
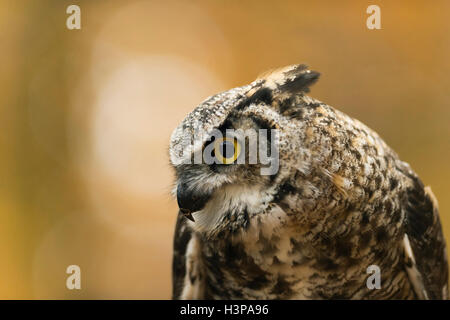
left=189, top=184, right=275, bottom=233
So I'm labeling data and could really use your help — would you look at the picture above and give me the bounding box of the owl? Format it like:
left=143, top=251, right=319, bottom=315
left=169, top=64, right=448, bottom=299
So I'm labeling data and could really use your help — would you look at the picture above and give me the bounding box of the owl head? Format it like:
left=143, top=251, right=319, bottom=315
left=169, top=64, right=320, bottom=235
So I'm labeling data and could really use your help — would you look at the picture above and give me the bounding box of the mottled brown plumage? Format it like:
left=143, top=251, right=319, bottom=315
left=170, top=64, right=448, bottom=299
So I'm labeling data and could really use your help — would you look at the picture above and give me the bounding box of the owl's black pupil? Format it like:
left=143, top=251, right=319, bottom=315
left=220, top=141, right=235, bottom=158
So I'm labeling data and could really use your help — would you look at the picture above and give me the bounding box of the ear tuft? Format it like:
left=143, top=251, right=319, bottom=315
left=258, top=64, right=320, bottom=94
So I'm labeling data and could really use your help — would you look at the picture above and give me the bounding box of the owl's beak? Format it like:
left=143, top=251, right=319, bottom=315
left=177, top=181, right=212, bottom=222
left=179, top=208, right=195, bottom=222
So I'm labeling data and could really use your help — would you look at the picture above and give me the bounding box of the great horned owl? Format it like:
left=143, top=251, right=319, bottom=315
left=169, top=64, right=448, bottom=299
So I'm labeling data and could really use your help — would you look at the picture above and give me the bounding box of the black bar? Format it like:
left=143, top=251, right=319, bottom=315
left=0, top=300, right=448, bottom=318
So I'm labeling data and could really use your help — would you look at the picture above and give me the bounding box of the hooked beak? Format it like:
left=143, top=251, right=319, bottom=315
left=177, top=181, right=212, bottom=222
left=179, top=208, right=195, bottom=222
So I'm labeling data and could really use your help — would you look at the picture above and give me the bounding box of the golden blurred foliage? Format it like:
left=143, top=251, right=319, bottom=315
left=0, top=0, right=449, bottom=299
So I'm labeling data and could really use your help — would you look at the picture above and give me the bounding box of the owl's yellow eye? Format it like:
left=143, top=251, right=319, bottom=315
left=214, top=137, right=241, bottom=164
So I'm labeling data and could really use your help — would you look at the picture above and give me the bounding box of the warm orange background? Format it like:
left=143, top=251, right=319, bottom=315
left=1, top=1, right=449, bottom=299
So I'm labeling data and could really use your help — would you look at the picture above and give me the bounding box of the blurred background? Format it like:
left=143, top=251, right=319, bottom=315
left=0, top=0, right=449, bottom=299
